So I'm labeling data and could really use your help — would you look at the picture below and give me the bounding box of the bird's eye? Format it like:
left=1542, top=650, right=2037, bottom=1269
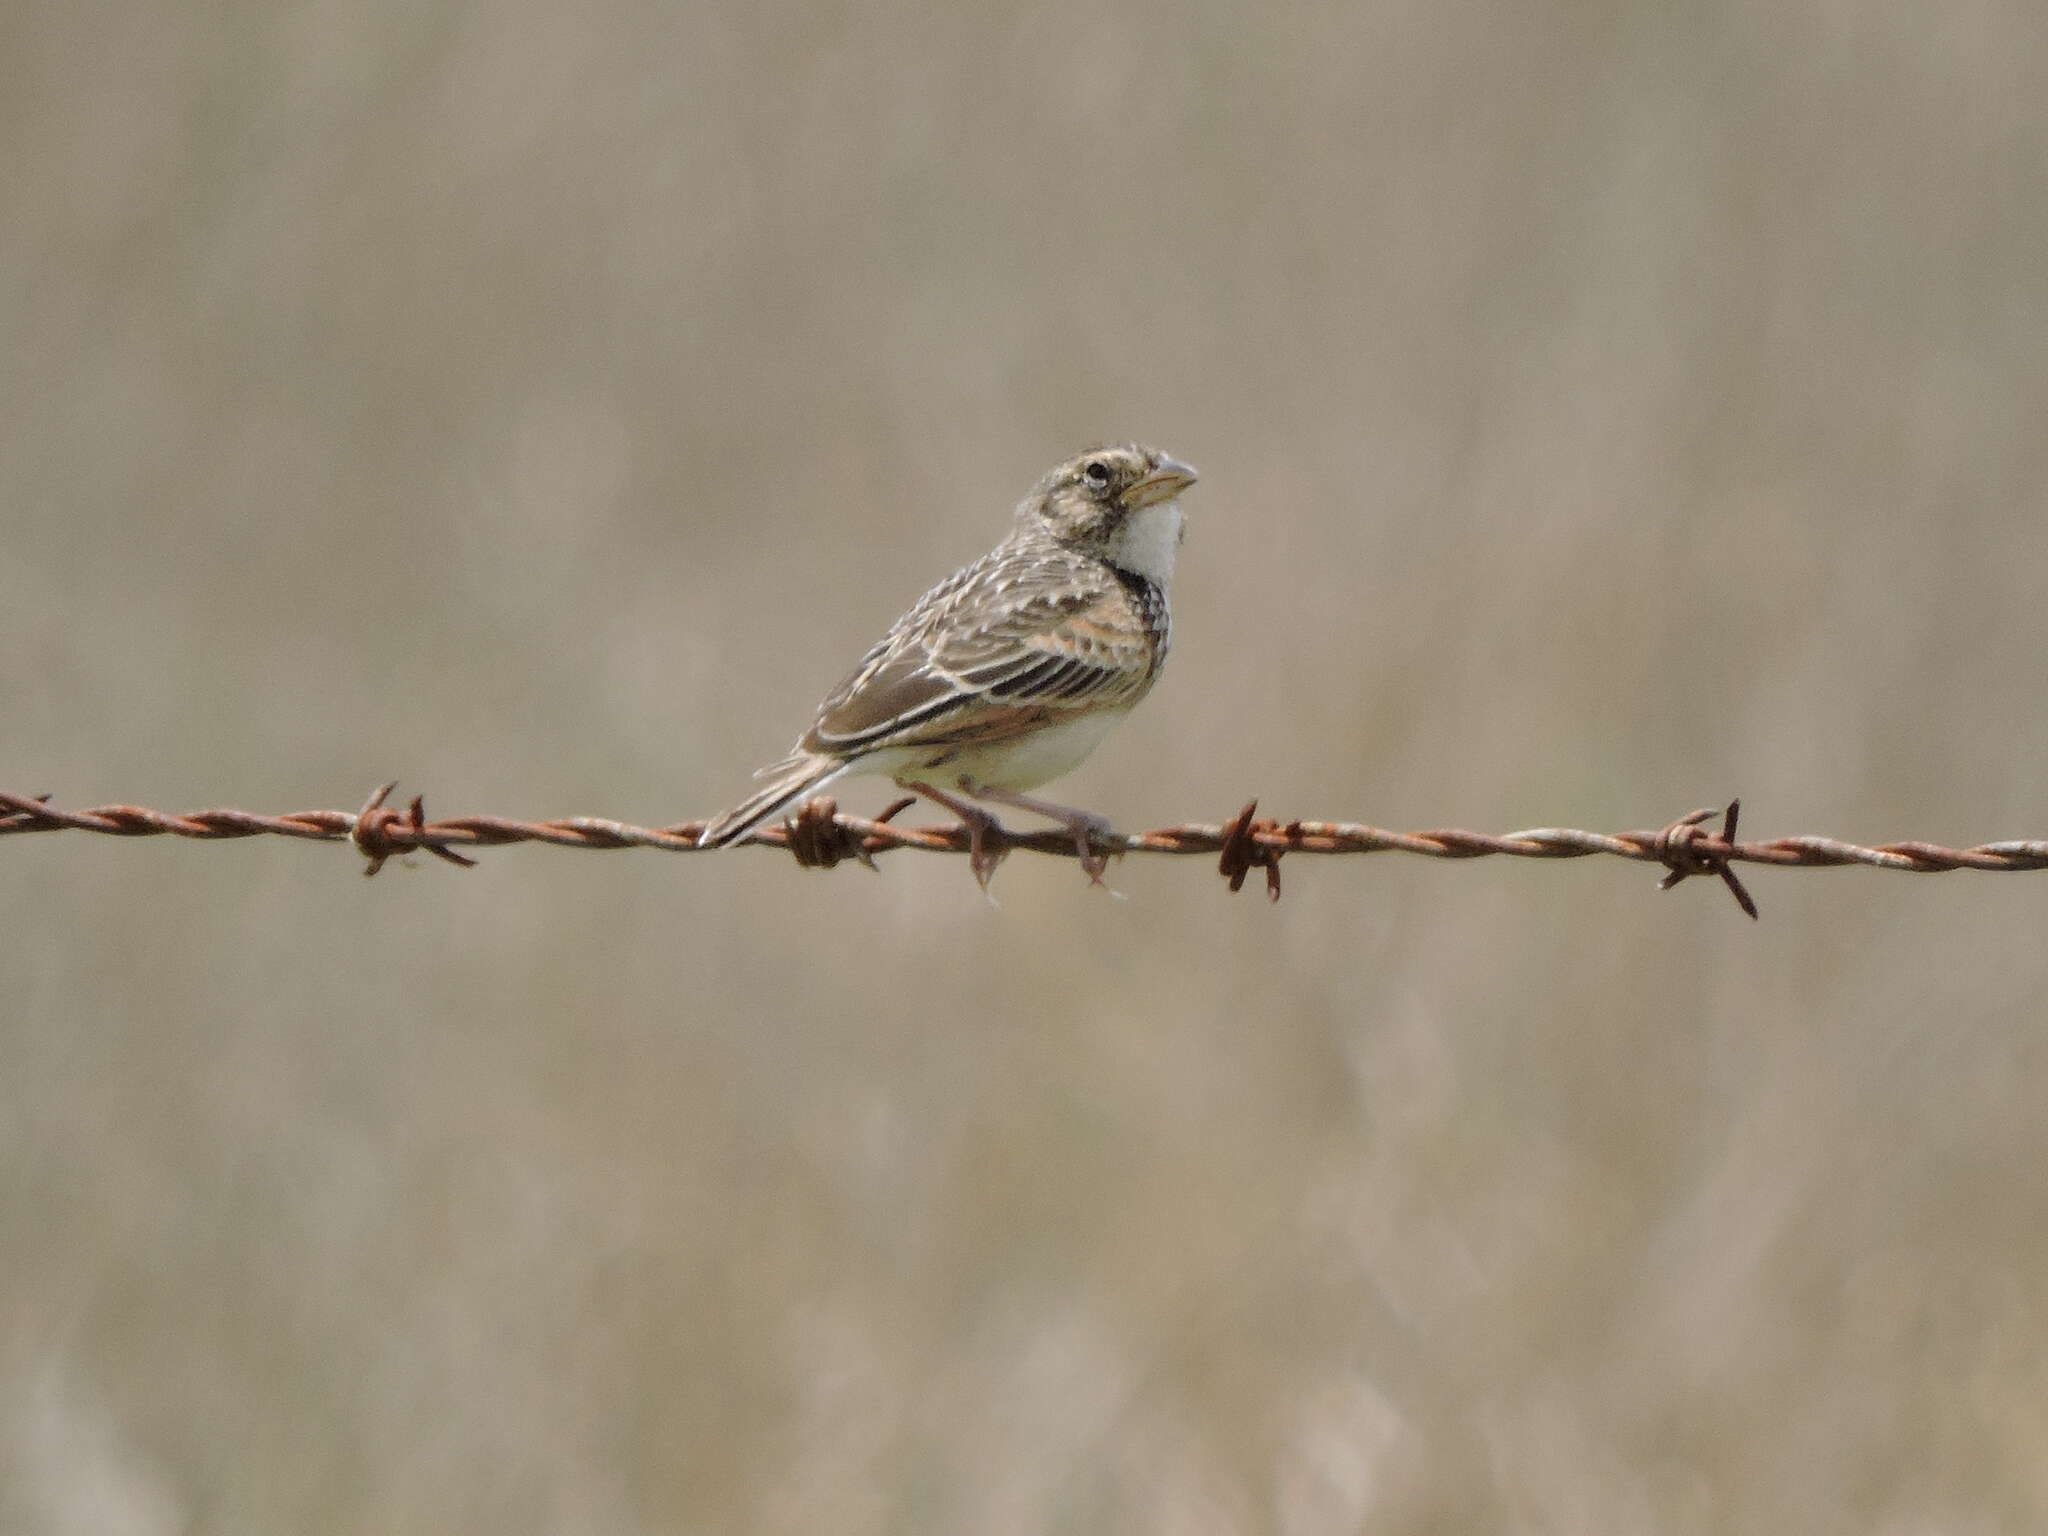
left=1082, top=460, right=1112, bottom=488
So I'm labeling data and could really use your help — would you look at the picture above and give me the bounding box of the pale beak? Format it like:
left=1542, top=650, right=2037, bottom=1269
left=1124, top=455, right=1199, bottom=508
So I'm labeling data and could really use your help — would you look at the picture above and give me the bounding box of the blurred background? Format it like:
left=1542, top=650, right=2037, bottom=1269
left=5, top=2, right=2047, bottom=1530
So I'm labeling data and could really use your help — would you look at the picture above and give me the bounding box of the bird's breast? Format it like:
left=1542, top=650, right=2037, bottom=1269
left=1111, top=566, right=1172, bottom=680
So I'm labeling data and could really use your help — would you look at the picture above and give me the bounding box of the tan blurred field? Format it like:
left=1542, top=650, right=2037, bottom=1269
left=6, top=3, right=2048, bottom=1531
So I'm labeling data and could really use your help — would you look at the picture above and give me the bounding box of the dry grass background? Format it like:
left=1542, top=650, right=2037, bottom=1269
left=5, top=2, right=2048, bottom=1531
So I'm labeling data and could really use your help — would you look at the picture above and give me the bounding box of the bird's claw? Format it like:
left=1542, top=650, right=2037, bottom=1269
left=1071, top=816, right=1117, bottom=887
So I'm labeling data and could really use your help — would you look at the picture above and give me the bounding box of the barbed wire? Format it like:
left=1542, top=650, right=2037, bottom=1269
left=8, top=786, right=2048, bottom=917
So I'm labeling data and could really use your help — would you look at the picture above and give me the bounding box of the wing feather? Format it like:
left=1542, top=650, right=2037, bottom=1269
left=799, top=543, right=1160, bottom=757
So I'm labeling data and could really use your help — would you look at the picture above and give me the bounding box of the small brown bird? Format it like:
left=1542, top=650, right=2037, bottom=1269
left=698, top=444, right=1198, bottom=886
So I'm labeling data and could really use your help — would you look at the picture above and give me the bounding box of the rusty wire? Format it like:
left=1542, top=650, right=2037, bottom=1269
left=8, top=786, right=2048, bottom=918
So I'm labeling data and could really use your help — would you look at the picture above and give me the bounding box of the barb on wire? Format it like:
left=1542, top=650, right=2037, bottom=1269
left=5, top=786, right=2048, bottom=919
left=1654, top=801, right=1759, bottom=920
left=1217, top=800, right=1287, bottom=903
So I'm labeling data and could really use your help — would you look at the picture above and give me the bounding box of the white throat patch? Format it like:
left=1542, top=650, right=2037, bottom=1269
left=1110, top=499, right=1183, bottom=585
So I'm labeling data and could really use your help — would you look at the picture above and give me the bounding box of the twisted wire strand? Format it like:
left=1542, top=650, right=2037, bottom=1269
left=7, top=787, right=2047, bottom=916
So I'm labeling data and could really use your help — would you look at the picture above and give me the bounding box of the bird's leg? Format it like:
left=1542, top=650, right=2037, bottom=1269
left=960, top=781, right=1119, bottom=886
left=900, top=780, right=1009, bottom=893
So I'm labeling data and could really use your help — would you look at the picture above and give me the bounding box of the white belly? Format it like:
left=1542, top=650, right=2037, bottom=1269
left=890, top=708, right=1130, bottom=794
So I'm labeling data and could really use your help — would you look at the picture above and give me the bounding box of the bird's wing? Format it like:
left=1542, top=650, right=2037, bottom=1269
left=801, top=550, right=1155, bottom=758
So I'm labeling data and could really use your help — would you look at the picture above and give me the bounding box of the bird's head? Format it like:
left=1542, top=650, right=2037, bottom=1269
left=1022, top=444, right=1199, bottom=582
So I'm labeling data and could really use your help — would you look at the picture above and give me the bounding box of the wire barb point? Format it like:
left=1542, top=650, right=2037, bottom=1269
left=352, top=782, right=478, bottom=878
left=1655, top=800, right=1759, bottom=920
left=1218, top=799, right=1285, bottom=902
left=784, top=796, right=880, bottom=870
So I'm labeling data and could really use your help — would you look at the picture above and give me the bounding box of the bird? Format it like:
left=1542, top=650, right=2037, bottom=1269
left=697, top=444, right=1198, bottom=887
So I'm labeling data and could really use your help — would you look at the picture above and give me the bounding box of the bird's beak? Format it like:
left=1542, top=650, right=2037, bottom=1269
left=1124, top=455, right=1199, bottom=508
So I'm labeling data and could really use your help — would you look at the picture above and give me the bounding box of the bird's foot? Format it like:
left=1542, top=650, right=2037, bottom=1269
left=1063, top=810, right=1117, bottom=886
left=902, top=780, right=1010, bottom=896
left=960, top=782, right=1121, bottom=889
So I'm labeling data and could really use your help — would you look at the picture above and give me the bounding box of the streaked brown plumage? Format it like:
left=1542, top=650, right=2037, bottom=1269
left=698, top=444, right=1198, bottom=885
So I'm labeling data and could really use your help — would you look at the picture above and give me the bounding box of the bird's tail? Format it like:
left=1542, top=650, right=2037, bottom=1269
left=697, top=753, right=850, bottom=848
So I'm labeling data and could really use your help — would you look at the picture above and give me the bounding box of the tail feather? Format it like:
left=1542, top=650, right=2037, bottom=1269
left=698, top=754, right=850, bottom=848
